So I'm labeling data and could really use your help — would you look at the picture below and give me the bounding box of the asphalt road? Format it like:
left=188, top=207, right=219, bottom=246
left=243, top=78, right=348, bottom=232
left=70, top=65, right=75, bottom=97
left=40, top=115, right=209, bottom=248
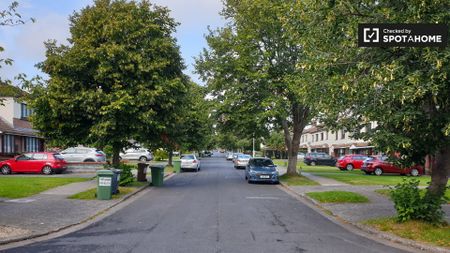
left=4, top=154, right=412, bottom=253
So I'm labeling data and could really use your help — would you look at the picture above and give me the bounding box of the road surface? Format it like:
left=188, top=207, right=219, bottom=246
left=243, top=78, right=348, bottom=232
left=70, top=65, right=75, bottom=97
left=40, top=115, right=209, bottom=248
left=4, top=154, right=411, bottom=253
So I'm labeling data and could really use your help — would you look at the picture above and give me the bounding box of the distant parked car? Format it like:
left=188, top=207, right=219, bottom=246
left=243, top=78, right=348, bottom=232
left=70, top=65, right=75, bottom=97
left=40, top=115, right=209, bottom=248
left=336, top=154, right=369, bottom=171
left=0, top=152, right=67, bottom=175
left=245, top=158, right=279, bottom=184
left=202, top=151, right=212, bottom=157
left=226, top=153, right=234, bottom=160
left=361, top=156, right=423, bottom=176
left=234, top=154, right=252, bottom=169
left=232, top=153, right=242, bottom=162
left=119, top=148, right=153, bottom=162
left=297, top=152, right=305, bottom=160
left=60, top=147, right=106, bottom=162
left=304, top=152, right=337, bottom=166
left=181, top=154, right=200, bottom=172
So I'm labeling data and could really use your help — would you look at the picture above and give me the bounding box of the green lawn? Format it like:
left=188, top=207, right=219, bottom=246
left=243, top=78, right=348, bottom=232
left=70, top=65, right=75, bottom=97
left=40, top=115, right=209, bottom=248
left=306, top=191, right=369, bottom=203
left=68, top=187, right=135, bottom=200
left=274, top=159, right=447, bottom=186
left=364, top=217, right=450, bottom=248
left=279, top=174, right=318, bottom=186
left=0, top=177, right=89, bottom=199
left=375, top=188, right=450, bottom=204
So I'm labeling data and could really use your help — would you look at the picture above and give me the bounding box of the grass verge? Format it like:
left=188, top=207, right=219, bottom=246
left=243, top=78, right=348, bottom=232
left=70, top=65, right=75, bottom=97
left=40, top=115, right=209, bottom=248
left=0, top=177, right=89, bottom=199
left=306, top=191, right=369, bottom=203
left=279, top=174, right=318, bottom=186
left=68, top=186, right=136, bottom=200
left=375, top=188, right=450, bottom=204
left=364, top=217, right=450, bottom=248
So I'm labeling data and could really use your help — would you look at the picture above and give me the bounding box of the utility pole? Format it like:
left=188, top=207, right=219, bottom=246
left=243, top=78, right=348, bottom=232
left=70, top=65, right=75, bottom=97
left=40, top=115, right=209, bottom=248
left=252, top=135, right=255, bottom=157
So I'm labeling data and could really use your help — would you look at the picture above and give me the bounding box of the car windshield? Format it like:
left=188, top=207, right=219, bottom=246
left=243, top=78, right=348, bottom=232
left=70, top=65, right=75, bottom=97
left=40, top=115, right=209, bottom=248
left=53, top=154, right=65, bottom=160
left=181, top=155, right=195, bottom=160
left=238, top=155, right=251, bottom=159
left=251, top=159, right=274, bottom=167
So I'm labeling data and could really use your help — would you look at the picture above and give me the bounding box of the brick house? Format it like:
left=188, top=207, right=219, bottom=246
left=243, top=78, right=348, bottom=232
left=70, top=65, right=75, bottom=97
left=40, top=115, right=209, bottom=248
left=0, top=85, right=44, bottom=159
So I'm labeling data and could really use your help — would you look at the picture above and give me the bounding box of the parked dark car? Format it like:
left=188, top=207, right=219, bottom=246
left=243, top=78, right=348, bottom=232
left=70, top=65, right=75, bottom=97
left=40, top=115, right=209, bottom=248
left=361, top=156, right=423, bottom=176
left=336, top=154, right=369, bottom=171
left=0, top=152, right=67, bottom=175
left=304, top=152, right=337, bottom=166
left=245, top=158, right=279, bottom=184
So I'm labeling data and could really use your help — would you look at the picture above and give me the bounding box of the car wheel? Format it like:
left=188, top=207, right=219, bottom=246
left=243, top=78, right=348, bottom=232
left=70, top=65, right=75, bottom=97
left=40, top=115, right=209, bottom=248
left=346, top=164, right=354, bottom=171
left=1, top=165, right=11, bottom=175
left=42, top=166, right=53, bottom=175
left=245, top=175, right=248, bottom=180
left=139, top=156, right=147, bottom=162
left=410, top=168, right=419, bottom=177
left=374, top=167, right=383, bottom=176
left=310, top=161, right=316, bottom=166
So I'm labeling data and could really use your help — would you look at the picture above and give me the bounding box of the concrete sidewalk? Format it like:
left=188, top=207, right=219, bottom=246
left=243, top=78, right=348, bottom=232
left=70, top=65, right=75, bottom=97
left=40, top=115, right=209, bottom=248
left=0, top=171, right=173, bottom=245
left=278, top=168, right=450, bottom=223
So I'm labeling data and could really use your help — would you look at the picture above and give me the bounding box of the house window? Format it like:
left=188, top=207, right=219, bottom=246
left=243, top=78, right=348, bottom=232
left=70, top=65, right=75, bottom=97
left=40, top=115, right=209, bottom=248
left=21, top=103, right=33, bottom=119
left=341, top=130, right=346, bottom=139
left=326, top=132, right=328, bottom=140
left=335, top=131, right=338, bottom=140
left=315, top=134, right=319, bottom=142
left=2, top=135, right=15, bottom=154
left=320, top=133, right=324, bottom=141
left=25, top=137, right=39, bottom=152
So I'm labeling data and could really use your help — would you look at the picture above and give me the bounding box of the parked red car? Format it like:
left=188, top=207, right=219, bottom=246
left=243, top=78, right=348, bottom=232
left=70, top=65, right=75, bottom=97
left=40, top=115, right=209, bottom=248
left=336, top=154, right=370, bottom=171
left=0, top=152, right=67, bottom=175
left=361, top=156, right=423, bottom=176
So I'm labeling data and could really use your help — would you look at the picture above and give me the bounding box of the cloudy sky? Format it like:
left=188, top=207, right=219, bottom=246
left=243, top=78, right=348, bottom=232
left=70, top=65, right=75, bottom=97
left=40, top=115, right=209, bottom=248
left=0, top=0, right=225, bottom=85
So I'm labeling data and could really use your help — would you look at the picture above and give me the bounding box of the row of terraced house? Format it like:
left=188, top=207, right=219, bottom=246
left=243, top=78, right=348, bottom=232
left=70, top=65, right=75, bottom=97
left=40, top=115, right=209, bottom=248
left=0, top=84, right=45, bottom=159
left=299, top=123, right=377, bottom=158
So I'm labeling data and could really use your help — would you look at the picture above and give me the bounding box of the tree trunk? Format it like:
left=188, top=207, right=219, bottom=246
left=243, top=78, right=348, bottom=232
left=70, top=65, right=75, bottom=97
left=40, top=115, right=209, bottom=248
left=112, top=144, right=121, bottom=167
left=428, top=145, right=450, bottom=197
left=281, top=103, right=309, bottom=176
left=168, top=149, right=173, bottom=166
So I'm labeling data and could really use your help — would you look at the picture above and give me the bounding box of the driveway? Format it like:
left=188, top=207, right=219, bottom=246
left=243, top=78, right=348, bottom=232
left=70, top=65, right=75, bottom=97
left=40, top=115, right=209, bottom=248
left=4, top=156, right=414, bottom=253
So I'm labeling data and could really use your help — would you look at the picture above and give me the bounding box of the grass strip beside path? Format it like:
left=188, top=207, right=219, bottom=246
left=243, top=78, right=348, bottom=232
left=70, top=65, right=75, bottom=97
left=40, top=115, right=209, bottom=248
left=279, top=174, right=318, bottom=186
left=0, top=177, right=89, bottom=199
left=364, top=217, right=450, bottom=248
left=375, top=188, right=450, bottom=204
left=69, top=186, right=136, bottom=200
left=306, top=191, right=369, bottom=203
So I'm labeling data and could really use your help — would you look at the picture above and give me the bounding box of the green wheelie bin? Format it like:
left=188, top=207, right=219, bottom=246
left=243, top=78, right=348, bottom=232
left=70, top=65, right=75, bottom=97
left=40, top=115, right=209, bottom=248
left=97, top=170, right=113, bottom=200
left=150, top=165, right=165, bottom=186
left=173, top=160, right=181, bottom=174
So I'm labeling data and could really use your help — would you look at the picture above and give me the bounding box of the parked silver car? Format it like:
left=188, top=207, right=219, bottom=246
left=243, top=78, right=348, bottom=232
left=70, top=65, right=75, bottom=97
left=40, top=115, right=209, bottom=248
left=226, top=152, right=234, bottom=160
left=181, top=154, right=200, bottom=172
left=234, top=154, right=251, bottom=169
left=60, top=147, right=106, bottom=162
left=119, top=148, right=153, bottom=162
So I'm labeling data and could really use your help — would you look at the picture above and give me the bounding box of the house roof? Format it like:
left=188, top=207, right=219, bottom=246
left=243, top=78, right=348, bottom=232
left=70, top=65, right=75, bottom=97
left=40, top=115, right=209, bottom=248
left=0, top=116, right=40, bottom=137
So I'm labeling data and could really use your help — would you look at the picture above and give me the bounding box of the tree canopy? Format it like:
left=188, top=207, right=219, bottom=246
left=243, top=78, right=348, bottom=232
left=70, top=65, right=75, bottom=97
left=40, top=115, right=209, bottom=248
left=27, top=0, right=187, bottom=165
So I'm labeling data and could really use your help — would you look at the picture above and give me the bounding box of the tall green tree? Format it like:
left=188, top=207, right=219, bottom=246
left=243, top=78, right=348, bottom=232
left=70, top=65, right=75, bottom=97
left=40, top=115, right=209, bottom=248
left=296, top=1, right=450, bottom=200
left=196, top=0, right=318, bottom=175
left=27, top=0, right=186, bottom=166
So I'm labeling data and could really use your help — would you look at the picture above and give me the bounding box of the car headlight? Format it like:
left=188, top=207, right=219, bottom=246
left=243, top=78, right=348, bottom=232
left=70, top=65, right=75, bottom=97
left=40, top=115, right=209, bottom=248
left=249, top=170, right=257, bottom=175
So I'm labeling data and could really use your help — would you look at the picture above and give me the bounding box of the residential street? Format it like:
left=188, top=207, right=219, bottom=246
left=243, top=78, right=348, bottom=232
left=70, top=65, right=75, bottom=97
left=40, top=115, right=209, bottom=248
left=4, top=155, right=413, bottom=253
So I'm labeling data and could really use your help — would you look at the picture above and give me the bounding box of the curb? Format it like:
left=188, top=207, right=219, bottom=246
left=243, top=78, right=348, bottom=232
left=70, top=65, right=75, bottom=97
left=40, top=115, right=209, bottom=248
left=278, top=182, right=449, bottom=253
left=0, top=172, right=176, bottom=248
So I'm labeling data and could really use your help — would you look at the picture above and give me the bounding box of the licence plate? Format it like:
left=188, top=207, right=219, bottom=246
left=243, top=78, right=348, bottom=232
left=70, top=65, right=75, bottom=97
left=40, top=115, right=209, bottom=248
left=260, top=175, right=270, bottom=179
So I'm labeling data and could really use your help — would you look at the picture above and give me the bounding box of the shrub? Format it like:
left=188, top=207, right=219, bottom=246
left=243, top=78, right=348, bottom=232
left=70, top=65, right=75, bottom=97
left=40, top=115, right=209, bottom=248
left=390, top=178, right=446, bottom=224
left=153, top=149, right=168, bottom=161
left=116, top=163, right=135, bottom=186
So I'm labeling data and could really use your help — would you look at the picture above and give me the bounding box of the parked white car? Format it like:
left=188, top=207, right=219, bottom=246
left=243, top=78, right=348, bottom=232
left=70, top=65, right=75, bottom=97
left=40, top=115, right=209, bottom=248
left=181, top=154, right=200, bottom=172
left=60, top=147, right=106, bottom=162
left=226, top=153, right=234, bottom=160
left=119, top=148, right=153, bottom=162
left=297, top=152, right=305, bottom=160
